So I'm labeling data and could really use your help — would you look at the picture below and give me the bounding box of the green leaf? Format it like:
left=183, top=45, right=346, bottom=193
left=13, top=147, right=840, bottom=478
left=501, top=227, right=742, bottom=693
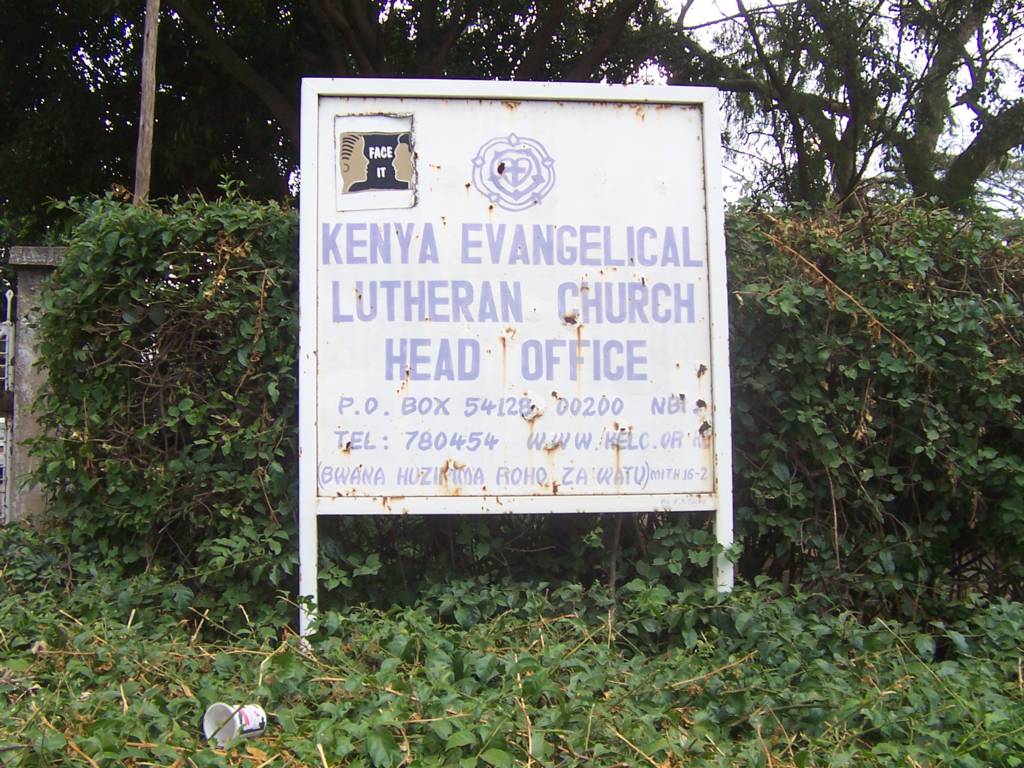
left=38, top=730, right=68, bottom=752
left=529, top=732, right=552, bottom=761
left=366, top=728, right=399, bottom=767
left=445, top=730, right=477, bottom=750
left=103, top=230, right=120, bottom=255
left=480, top=748, right=513, bottom=768
left=913, top=634, right=936, bottom=659
left=428, top=718, right=453, bottom=741
left=945, top=629, right=968, bottom=653
left=735, top=611, right=755, bottom=636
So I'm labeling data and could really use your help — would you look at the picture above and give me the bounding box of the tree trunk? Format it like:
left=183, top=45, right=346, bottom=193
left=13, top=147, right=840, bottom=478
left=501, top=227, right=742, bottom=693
left=134, top=0, right=160, bottom=204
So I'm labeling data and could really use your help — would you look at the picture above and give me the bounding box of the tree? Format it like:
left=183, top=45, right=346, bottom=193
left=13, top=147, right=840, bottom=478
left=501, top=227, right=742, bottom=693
left=0, top=0, right=299, bottom=240
left=666, top=0, right=1024, bottom=208
left=0, top=0, right=671, bottom=241
left=170, top=0, right=670, bottom=136
left=0, top=1, right=138, bottom=240
left=5, top=0, right=1022, bottom=228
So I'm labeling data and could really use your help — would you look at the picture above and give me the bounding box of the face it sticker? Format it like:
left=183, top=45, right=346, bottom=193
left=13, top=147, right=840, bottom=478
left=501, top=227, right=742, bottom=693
left=334, top=114, right=415, bottom=210
left=339, top=132, right=413, bottom=193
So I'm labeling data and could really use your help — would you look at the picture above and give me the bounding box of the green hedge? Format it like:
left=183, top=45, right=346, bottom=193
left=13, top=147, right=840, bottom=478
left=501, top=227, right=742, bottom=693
left=29, top=192, right=1024, bottom=611
left=31, top=188, right=298, bottom=598
left=729, top=205, right=1024, bottom=606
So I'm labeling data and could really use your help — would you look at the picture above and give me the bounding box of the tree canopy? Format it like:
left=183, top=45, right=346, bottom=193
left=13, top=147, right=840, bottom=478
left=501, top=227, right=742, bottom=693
left=2, top=0, right=1022, bottom=240
left=669, top=0, right=1024, bottom=208
left=1, top=0, right=674, bottom=239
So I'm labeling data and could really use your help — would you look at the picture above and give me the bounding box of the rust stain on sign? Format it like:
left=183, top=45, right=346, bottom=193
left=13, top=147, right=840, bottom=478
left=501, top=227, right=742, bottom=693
left=500, top=327, right=517, bottom=392
left=499, top=335, right=507, bottom=389
left=438, top=458, right=467, bottom=495
left=613, top=441, right=623, bottom=493
left=521, top=398, right=542, bottom=423
left=381, top=496, right=406, bottom=513
left=699, top=420, right=713, bottom=447
left=396, top=366, right=412, bottom=394
left=575, top=323, right=585, bottom=386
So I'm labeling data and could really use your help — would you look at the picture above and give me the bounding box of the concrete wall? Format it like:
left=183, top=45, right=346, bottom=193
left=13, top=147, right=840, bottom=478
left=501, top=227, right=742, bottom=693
left=6, top=246, right=64, bottom=522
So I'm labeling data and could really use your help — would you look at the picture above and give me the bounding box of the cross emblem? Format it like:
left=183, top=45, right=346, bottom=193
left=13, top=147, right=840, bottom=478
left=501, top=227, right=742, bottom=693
left=499, top=156, right=533, bottom=185
left=471, top=133, right=556, bottom=211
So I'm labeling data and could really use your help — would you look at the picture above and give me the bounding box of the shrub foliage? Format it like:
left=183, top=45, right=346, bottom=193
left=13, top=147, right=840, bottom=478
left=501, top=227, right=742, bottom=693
left=728, top=204, right=1024, bottom=605
left=31, top=188, right=298, bottom=593
left=27, top=193, right=1024, bottom=609
left=3, top=523, right=1024, bottom=767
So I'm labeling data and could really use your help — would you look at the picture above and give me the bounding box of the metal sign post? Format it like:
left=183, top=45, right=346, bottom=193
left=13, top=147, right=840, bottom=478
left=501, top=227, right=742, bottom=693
left=298, top=80, right=733, bottom=635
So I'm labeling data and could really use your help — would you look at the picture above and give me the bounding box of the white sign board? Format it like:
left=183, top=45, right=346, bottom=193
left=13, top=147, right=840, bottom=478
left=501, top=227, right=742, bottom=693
left=298, top=80, right=733, bottom=631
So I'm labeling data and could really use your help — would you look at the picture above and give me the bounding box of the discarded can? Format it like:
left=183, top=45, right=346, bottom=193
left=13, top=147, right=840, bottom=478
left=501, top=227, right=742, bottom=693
left=202, top=702, right=267, bottom=746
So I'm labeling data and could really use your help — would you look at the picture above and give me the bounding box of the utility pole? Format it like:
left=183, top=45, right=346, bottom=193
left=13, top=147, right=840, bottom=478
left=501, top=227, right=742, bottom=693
left=134, top=0, right=160, bottom=204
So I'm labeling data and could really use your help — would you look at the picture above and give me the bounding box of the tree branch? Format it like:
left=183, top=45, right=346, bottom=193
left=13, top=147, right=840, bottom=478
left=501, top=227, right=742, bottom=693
left=943, top=100, right=1024, bottom=203
left=516, top=0, right=567, bottom=80
left=312, top=0, right=380, bottom=74
left=308, top=1, right=353, bottom=73
left=171, top=0, right=299, bottom=147
left=737, top=0, right=844, bottom=200
left=565, top=0, right=644, bottom=81
left=345, top=0, right=383, bottom=69
left=428, top=0, right=475, bottom=75
left=900, top=0, right=992, bottom=196
left=673, top=33, right=853, bottom=121
left=413, top=0, right=439, bottom=73
left=346, top=0, right=378, bottom=46
left=736, top=0, right=786, bottom=97
left=805, top=0, right=872, bottom=204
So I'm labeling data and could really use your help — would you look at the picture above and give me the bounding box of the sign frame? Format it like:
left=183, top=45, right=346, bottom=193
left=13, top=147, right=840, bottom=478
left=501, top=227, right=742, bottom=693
left=298, top=79, right=734, bottom=634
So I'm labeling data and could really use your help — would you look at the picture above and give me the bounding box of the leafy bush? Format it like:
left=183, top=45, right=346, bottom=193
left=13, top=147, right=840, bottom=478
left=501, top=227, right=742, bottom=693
left=30, top=186, right=298, bottom=602
left=728, top=203, right=1024, bottom=607
left=3, top=526, right=1023, bottom=768
left=27, top=192, right=1024, bottom=614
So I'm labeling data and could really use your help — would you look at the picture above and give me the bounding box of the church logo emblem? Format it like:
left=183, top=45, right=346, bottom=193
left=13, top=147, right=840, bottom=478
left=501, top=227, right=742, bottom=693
left=471, top=134, right=555, bottom=211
